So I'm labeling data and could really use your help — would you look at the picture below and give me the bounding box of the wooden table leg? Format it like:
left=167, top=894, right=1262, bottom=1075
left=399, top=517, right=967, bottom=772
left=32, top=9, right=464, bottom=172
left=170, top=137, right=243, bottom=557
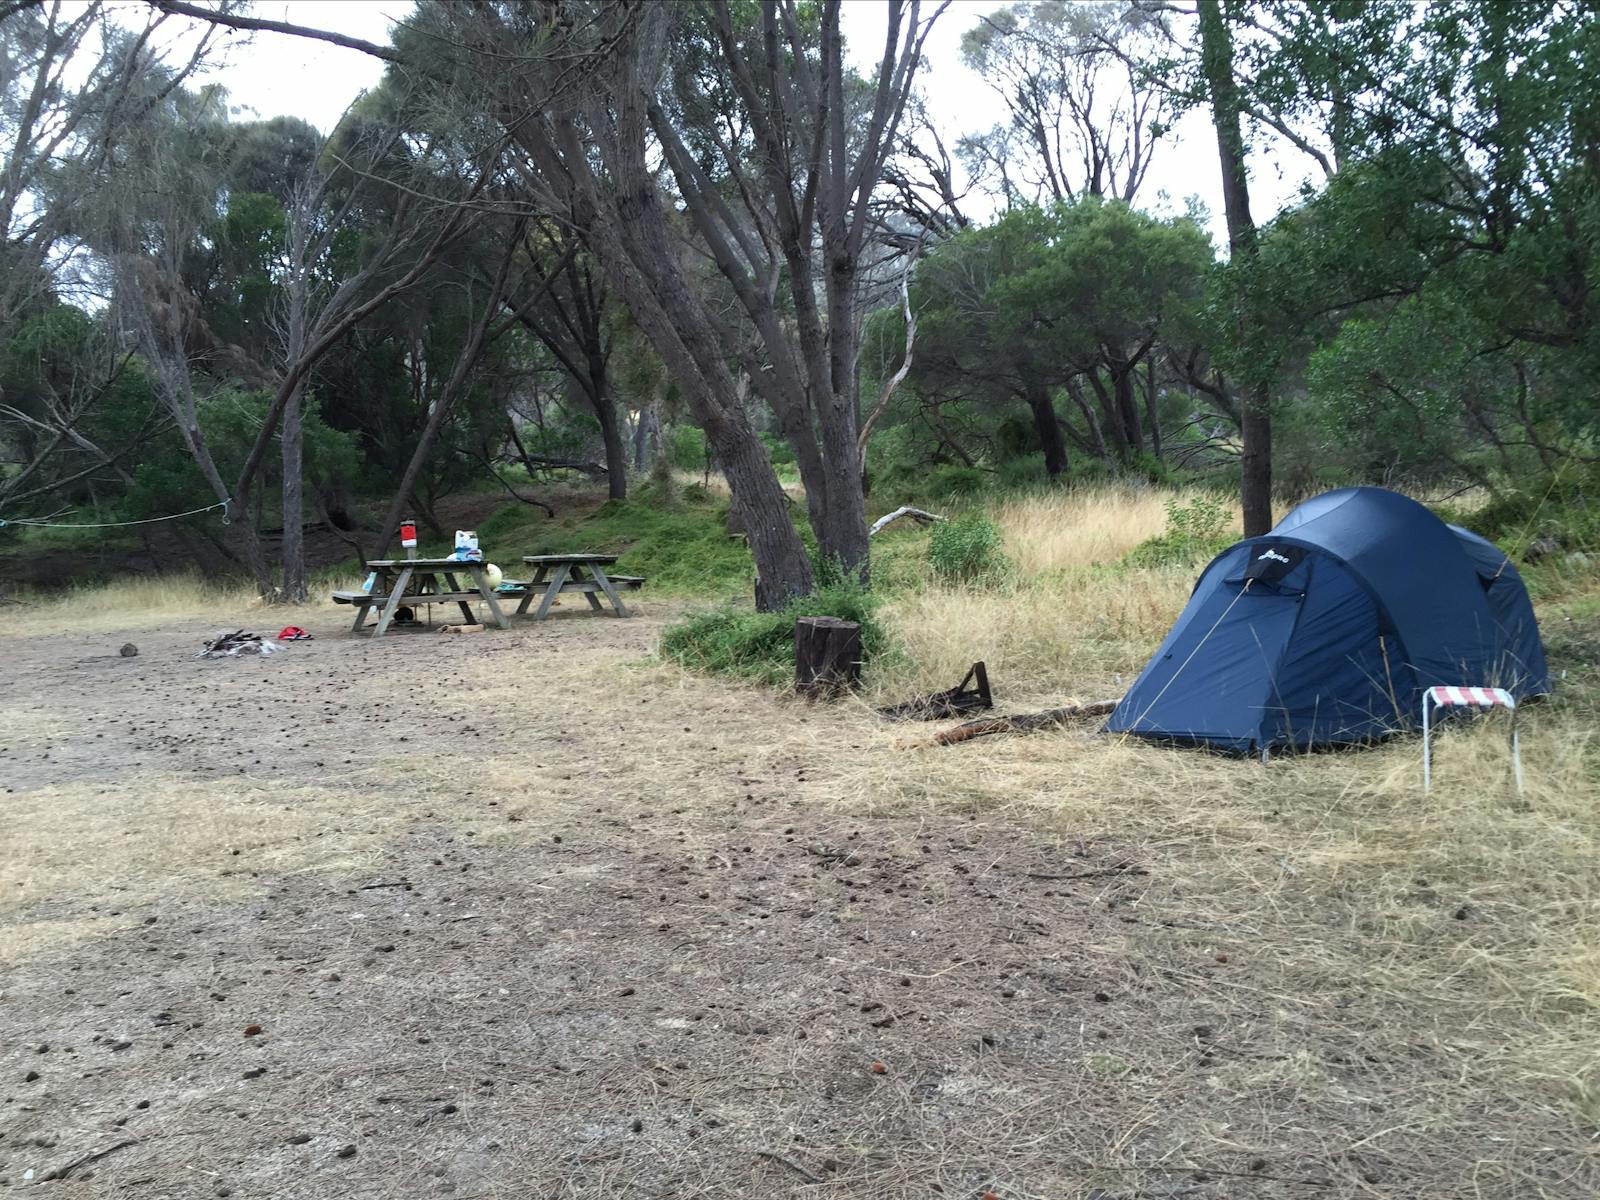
left=532, top=563, right=570, bottom=620
left=353, top=567, right=390, bottom=632
left=516, top=565, right=547, bottom=616
left=470, top=565, right=510, bottom=629
left=574, top=565, right=605, bottom=612
left=590, top=565, right=629, bottom=617
left=372, top=566, right=414, bottom=637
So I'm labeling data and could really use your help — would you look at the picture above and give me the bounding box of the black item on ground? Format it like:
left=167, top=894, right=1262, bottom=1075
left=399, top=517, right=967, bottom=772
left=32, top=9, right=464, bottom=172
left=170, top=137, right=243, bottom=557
left=878, top=662, right=993, bottom=721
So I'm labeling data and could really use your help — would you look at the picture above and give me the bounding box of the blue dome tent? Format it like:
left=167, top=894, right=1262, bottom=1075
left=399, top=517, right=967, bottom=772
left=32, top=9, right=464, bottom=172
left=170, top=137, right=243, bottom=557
left=1104, top=487, right=1550, bottom=754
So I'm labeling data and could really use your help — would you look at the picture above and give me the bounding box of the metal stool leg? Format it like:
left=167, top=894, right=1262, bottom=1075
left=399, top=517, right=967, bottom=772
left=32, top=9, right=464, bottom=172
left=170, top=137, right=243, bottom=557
left=1510, top=716, right=1524, bottom=795
left=1422, top=694, right=1433, bottom=793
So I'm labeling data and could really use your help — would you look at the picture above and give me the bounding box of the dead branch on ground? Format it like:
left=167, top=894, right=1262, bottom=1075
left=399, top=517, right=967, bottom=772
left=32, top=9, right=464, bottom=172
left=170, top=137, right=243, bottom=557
left=908, top=699, right=1120, bottom=748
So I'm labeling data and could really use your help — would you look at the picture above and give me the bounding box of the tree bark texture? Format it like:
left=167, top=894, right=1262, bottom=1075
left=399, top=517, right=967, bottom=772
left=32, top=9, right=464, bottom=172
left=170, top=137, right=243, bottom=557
left=795, top=616, right=863, bottom=698
left=1025, top=385, right=1070, bottom=478
left=1198, top=0, right=1273, bottom=537
left=279, top=383, right=307, bottom=602
left=496, top=8, right=815, bottom=608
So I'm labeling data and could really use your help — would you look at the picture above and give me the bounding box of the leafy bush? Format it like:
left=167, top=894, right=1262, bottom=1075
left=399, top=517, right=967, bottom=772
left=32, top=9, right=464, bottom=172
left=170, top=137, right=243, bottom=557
left=759, top=431, right=797, bottom=467
left=1444, top=469, right=1600, bottom=558
left=1124, top=494, right=1235, bottom=567
left=928, top=512, right=1007, bottom=581
left=661, top=583, right=887, bottom=685
left=665, top=423, right=707, bottom=471
left=643, top=449, right=679, bottom=505
left=925, top=465, right=989, bottom=500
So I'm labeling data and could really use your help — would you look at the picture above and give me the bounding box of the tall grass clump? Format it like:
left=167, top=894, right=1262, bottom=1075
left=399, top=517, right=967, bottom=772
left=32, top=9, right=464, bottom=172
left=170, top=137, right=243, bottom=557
left=928, top=512, right=1008, bottom=582
left=992, top=485, right=1209, bottom=573
left=661, top=583, right=887, bottom=686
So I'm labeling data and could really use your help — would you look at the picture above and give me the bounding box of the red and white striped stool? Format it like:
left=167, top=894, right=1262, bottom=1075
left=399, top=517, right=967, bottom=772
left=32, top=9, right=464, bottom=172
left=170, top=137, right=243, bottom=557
left=1422, top=685, right=1522, bottom=793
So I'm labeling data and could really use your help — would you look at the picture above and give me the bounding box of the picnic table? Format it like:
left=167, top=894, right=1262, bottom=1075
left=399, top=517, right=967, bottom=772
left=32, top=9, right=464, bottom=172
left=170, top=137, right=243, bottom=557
left=507, top=553, right=642, bottom=620
left=332, top=557, right=509, bottom=637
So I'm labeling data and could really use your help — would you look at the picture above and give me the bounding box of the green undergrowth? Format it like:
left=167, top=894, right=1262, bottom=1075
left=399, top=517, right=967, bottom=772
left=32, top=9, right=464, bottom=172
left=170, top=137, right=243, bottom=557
left=475, top=484, right=755, bottom=597
left=928, top=512, right=1008, bottom=581
left=1439, top=471, right=1600, bottom=562
left=660, top=583, right=888, bottom=686
left=1124, top=493, right=1235, bottom=568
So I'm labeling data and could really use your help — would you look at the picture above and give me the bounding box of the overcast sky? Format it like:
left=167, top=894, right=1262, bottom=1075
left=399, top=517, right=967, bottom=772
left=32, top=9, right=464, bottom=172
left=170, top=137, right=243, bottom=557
left=186, top=1, right=1321, bottom=249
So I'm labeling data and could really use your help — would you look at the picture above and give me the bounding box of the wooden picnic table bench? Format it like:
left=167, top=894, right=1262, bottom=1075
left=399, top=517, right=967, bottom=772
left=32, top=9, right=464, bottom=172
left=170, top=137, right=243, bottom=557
left=502, top=553, right=641, bottom=620
left=332, top=557, right=509, bottom=637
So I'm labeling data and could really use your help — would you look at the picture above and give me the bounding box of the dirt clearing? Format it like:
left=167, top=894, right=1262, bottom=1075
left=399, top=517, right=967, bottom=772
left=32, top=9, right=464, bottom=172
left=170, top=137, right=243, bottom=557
left=3, top=600, right=1598, bottom=1198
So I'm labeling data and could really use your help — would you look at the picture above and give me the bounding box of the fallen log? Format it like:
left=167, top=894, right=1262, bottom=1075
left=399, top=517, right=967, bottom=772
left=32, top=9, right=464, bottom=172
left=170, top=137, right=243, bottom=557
left=918, top=699, right=1120, bottom=747
left=868, top=505, right=947, bottom=536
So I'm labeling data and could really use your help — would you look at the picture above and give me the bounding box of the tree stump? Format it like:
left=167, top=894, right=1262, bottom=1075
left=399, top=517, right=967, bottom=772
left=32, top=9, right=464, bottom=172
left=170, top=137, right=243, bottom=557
left=795, top=616, right=862, bottom=698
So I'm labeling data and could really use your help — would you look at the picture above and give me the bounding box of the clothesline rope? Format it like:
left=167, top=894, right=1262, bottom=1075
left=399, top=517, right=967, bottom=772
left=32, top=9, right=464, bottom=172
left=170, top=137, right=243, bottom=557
left=0, top=498, right=231, bottom=529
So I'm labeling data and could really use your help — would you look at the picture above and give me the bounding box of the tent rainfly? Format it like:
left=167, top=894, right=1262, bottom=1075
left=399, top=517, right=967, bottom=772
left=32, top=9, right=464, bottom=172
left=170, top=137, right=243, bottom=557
left=1104, top=487, right=1550, bottom=755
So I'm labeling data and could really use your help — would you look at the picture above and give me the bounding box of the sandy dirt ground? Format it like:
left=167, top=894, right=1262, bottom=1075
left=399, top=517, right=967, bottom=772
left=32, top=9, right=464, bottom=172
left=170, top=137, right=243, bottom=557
left=2, top=600, right=1595, bottom=1198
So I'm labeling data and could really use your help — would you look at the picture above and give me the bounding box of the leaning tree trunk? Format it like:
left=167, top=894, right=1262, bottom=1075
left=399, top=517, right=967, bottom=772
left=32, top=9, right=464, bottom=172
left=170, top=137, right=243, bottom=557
left=373, top=233, right=519, bottom=559
left=179, top=417, right=271, bottom=595
left=1025, top=384, right=1069, bottom=478
left=585, top=348, right=627, bottom=501
left=709, top=408, right=814, bottom=611
left=279, top=382, right=308, bottom=603
left=1199, top=0, right=1272, bottom=536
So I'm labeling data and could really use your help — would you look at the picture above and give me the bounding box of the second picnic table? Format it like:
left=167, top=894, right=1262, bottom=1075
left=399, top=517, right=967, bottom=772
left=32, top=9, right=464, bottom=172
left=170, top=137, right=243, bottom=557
left=510, top=553, right=639, bottom=619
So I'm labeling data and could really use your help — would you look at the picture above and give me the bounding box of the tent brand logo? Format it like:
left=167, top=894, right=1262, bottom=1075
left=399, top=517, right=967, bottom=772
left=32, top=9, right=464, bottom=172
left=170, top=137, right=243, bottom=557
left=1257, top=548, right=1291, bottom=564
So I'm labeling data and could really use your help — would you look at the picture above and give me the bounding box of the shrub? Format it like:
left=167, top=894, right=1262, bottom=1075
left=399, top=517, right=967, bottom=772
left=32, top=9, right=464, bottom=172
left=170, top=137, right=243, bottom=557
left=928, top=512, right=1007, bottom=581
left=1446, top=469, right=1600, bottom=558
left=665, top=424, right=707, bottom=471
left=660, top=583, right=886, bottom=686
left=926, top=464, right=988, bottom=500
left=644, top=449, right=679, bottom=505
left=759, top=431, right=797, bottom=467
left=480, top=491, right=753, bottom=596
left=1123, top=494, right=1235, bottom=567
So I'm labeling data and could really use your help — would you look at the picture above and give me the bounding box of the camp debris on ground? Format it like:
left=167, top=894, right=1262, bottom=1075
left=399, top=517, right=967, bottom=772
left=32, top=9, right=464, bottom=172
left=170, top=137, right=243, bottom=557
left=197, top=630, right=280, bottom=659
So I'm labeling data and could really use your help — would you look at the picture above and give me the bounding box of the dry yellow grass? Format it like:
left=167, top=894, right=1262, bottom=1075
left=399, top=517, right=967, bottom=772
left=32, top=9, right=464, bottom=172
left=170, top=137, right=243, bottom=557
left=867, top=486, right=1600, bottom=1145
left=991, top=484, right=1238, bottom=573
left=873, top=486, right=1231, bottom=700
left=10, top=573, right=292, bottom=634
left=876, top=568, right=1192, bottom=703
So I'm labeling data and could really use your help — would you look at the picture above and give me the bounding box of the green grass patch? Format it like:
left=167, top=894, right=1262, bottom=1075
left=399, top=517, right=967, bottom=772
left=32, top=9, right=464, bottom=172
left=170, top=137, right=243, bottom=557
left=661, top=583, right=888, bottom=686
left=928, top=512, right=1008, bottom=582
left=475, top=487, right=754, bottom=597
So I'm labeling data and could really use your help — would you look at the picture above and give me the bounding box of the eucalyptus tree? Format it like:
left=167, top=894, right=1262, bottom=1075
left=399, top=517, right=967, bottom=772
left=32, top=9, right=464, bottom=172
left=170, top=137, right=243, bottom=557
left=0, top=1, right=221, bottom=523
left=0, top=1, right=219, bottom=337
left=155, top=0, right=948, bottom=606
left=502, top=221, right=627, bottom=499
left=645, top=0, right=943, bottom=579
left=903, top=198, right=1211, bottom=478
left=1256, top=0, right=1600, bottom=482
left=959, top=1, right=1171, bottom=208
